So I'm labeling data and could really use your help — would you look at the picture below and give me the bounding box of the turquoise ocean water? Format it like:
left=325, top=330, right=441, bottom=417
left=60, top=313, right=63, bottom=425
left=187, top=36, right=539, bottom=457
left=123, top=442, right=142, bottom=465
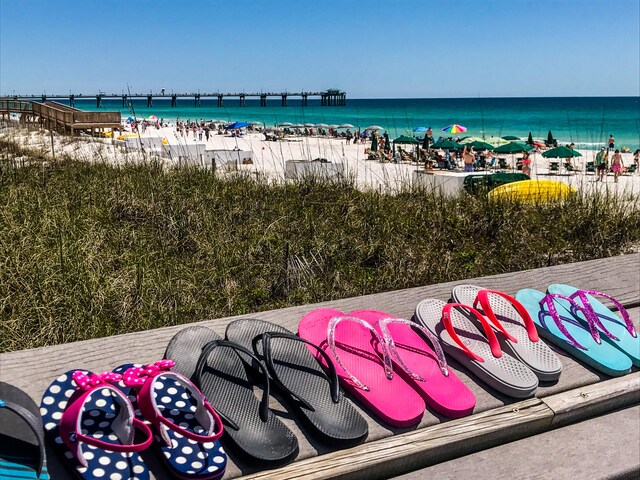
left=72, top=97, right=639, bottom=150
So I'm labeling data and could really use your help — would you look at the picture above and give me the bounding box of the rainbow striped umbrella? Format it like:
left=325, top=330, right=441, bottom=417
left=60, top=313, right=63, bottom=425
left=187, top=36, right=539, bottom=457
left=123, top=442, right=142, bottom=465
left=441, top=124, right=467, bottom=134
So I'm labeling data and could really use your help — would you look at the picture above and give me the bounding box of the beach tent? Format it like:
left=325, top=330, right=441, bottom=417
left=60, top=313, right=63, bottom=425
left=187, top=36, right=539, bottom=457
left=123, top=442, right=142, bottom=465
left=225, top=121, right=250, bottom=130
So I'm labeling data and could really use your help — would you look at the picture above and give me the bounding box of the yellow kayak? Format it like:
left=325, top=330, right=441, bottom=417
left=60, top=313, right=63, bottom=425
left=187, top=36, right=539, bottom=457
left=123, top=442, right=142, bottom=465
left=488, top=179, right=576, bottom=202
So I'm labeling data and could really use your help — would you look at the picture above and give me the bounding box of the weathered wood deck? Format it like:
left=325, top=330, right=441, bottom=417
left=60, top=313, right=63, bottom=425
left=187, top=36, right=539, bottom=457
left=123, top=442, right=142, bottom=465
left=0, top=99, right=121, bottom=134
left=1, top=254, right=638, bottom=479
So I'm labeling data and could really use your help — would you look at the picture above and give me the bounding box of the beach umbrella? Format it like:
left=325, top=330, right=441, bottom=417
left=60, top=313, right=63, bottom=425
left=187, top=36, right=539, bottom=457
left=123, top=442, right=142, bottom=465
left=339, top=123, right=354, bottom=129
left=431, top=139, right=460, bottom=150
left=225, top=121, right=250, bottom=130
left=468, top=140, right=495, bottom=151
left=304, top=123, right=315, bottom=127
left=365, top=125, right=384, bottom=131
left=494, top=142, right=532, bottom=154
left=441, top=124, right=467, bottom=134
left=527, top=132, right=534, bottom=145
left=328, top=124, right=339, bottom=129
left=413, top=126, right=428, bottom=133
left=250, top=121, right=263, bottom=126
left=393, top=135, right=419, bottom=144
left=502, top=135, right=521, bottom=141
left=279, top=122, right=294, bottom=127
left=546, top=130, right=555, bottom=146
left=541, top=146, right=582, bottom=158
left=147, top=115, right=158, bottom=121
left=316, top=123, right=329, bottom=128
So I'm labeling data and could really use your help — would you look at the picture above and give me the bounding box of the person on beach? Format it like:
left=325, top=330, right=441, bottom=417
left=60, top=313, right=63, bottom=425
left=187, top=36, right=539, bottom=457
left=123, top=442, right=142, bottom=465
left=608, top=135, right=615, bottom=151
left=633, top=149, right=639, bottom=173
left=463, top=146, right=475, bottom=172
left=521, top=151, right=532, bottom=176
left=611, top=150, right=623, bottom=182
left=426, top=127, right=433, bottom=146
left=595, top=147, right=608, bottom=182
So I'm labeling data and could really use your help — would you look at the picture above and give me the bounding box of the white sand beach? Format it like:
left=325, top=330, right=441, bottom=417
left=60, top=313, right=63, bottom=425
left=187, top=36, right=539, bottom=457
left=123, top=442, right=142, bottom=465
left=2, top=121, right=639, bottom=197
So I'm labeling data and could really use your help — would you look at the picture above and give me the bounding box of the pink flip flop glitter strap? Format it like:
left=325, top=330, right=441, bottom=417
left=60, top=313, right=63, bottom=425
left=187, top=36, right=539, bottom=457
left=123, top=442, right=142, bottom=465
left=377, top=317, right=448, bottom=381
left=327, top=315, right=393, bottom=391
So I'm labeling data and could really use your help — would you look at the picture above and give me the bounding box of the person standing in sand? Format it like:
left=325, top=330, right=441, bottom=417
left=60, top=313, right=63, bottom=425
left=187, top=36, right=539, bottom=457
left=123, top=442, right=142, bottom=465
left=463, top=145, right=475, bottom=172
left=608, top=134, right=615, bottom=151
left=611, top=150, right=623, bottom=182
left=521, top=151, right=532, bottom=176
left=595, top=147, right=608, bottom=182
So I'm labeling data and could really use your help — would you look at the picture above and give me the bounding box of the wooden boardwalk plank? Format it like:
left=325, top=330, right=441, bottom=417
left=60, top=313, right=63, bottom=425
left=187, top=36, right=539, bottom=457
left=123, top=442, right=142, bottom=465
left=393, top=405, right=640, bottom=480
left=0, top=253, right=638, bottom=479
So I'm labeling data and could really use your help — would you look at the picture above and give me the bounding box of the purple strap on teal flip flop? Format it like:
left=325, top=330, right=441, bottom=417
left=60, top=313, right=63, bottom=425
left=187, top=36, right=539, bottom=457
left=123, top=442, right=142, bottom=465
left=538, top=294, right=597, bottom=350
left=569, top=289, right=637, bottom=340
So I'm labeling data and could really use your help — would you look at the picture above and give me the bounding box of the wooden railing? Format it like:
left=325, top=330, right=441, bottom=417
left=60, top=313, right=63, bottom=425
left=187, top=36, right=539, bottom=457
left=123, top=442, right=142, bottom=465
left=1, top=99, right=120, bottom=126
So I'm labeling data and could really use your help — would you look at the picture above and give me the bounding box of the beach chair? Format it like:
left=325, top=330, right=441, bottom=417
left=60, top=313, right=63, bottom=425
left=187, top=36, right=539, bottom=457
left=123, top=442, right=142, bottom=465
left=564, top=162, right=576, bottom=173
left=585, top=161, right=595, bottom=174
left=498, top=158, right=508, bottom=171
left=625, top=164, right=637, bottom=175
left=549, top=162, right=560, bottom=172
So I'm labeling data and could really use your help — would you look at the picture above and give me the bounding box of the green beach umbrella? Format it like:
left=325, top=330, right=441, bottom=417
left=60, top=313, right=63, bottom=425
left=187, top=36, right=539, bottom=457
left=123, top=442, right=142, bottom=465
left=527, top=132, right=534, bottom=145
left=494, top=142, right=532, bottom=154
left=546, top=130, right=555, bottom=146
left=393, top=135, right=419, bottom=144
left=468, top=140, right=495, bottom=151
left=502, top=135, right=521, bottom=141
left=541, top=146, right=582, bottom=158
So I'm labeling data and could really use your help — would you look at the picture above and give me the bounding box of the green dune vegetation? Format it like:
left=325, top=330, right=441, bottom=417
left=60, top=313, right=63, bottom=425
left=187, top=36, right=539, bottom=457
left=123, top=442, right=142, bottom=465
left=1, top=141, right=639, bottom=352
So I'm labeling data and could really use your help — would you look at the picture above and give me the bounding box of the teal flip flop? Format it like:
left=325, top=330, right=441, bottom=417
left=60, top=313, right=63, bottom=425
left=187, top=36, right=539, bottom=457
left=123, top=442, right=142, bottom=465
left=547, top=284, right=640, bottom=367
left=515, top=289, right=632, bottom=377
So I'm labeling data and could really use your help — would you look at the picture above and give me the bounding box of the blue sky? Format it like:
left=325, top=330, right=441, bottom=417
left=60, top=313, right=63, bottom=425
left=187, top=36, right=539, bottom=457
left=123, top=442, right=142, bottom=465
left=1, top=0, right=638, bottom=98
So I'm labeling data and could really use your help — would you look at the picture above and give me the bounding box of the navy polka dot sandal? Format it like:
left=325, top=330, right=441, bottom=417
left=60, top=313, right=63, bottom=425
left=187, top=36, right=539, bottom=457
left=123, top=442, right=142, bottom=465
left=40, top=370, right=153, bottom=480
left=114, top=361, right=227, bottom=480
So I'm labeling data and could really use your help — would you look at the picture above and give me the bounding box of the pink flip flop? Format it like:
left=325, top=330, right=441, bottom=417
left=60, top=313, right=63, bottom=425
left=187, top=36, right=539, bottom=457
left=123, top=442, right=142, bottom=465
left=349, top=310, right=476, bottom=418
left=298, top=308, right=426, bottom=427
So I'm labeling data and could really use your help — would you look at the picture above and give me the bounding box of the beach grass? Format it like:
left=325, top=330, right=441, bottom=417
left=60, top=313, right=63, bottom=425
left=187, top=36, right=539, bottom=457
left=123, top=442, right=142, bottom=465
left=1, top=149, right=639, bottom=352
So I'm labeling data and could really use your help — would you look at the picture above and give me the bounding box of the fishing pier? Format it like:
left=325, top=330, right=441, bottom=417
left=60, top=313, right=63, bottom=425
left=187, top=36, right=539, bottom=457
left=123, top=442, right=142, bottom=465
left=10, top=89, right=347, bottom=108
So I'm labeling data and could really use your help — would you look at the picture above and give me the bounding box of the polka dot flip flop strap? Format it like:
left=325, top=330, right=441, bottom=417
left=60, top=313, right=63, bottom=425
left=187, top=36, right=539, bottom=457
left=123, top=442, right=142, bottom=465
left=115, top=361, right=227, bottom=480
left=40, top=370, right=152, bottom=480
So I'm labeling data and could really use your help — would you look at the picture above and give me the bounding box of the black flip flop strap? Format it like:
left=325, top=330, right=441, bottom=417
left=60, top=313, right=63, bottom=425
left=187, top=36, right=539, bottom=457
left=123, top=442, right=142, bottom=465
left=0, top=399, right=46, bottom=478
left=260, top=332, right=341, bottom=409
left=195, top=340, right=271, bottom=423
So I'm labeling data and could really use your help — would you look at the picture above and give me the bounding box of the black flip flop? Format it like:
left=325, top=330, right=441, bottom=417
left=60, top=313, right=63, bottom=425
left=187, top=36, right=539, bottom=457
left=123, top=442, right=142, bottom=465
left=226, top=318, right=369, bottom=445
left=164, top=326, right=298, bottom=466
left=0, top=382, right=49, bottom=479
